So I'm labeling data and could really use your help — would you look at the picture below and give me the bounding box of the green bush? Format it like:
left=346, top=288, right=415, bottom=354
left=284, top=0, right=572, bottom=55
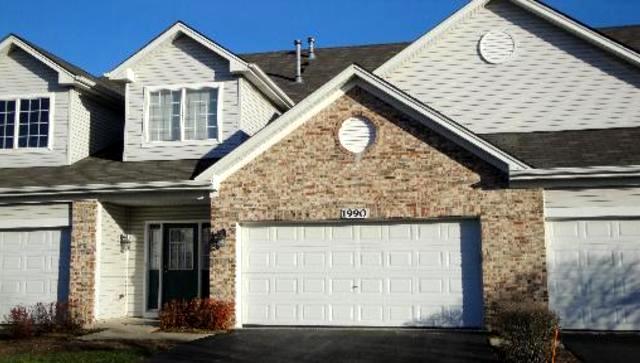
left=494, top=303, right=559, bottom=363
left=159, top=298, right=234, bottom=331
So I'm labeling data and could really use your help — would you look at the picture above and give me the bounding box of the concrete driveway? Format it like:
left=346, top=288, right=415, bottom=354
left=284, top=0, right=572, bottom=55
left=563, top=332, right=640, bottom=363
left=150, top=328, right=498, bottom=363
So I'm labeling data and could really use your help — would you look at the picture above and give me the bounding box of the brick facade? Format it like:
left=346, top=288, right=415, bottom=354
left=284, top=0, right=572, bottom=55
left=210, top=87, right=547, bottom=327
left=68, top=199, right=99, bottom=325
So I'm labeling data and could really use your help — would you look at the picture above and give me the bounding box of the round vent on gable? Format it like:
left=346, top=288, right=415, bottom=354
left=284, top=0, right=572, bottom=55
left=479, top=31, right=516, bottom=64
left=338, top=116, right=376, bottom=154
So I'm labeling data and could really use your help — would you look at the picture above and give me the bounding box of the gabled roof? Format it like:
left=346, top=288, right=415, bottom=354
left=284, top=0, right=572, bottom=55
left=105, top=21, right=293, bottom=109
left=0, top=34, right=122, bottom=100
left=375, top=0, right=640, bottom=77
left=195, top=64, right=530, bottom=185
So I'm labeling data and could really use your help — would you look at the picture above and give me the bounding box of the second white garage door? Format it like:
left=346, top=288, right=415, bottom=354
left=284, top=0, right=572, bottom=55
left=240, top=220, right=483, bottom=327
left=547, top=219, right=640, bottom=330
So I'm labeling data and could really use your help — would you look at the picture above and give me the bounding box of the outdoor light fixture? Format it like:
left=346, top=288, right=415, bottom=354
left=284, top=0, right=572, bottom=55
left=211, top=229, right=227, bottom=250
left=120, top=234, right=135, bottom=252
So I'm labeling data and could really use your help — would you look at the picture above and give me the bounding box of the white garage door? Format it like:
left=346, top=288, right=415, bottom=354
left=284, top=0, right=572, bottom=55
left=240, top=220, right=483, bottom=327
left=547, top=219, right=640, bottom=330
left=0, top=229, right=71, bottom=321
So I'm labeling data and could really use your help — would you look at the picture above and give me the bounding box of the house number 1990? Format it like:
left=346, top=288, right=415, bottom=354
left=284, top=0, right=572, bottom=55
left=340, top=208, right=369, bottom=219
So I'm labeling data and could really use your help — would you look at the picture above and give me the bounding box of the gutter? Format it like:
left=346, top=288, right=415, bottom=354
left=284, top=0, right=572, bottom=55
left=246, top=63, right=295, bottom=108
left=0, top=180, right=215, bottom=198
left=510, top=165, right=640, bottom=182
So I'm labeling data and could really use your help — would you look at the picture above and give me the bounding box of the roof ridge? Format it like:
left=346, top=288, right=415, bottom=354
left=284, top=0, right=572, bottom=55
left=240, top=41, right=411, bottom=57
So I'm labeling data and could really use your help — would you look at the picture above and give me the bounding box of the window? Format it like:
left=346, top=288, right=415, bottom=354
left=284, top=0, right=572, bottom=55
left=0, top=96, right=51, bottom=149
left=168, top=227, right=194, bottom=270
left=146, top=84, right=221, bottom=143
left=0, top=100, right=16, bottom=149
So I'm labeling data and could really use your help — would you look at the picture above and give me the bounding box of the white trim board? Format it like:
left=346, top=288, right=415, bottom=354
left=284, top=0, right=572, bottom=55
left=0, top=35, right=121, bottom=100
left=104, top=21, right=293, bottom=109
left=194, top=64, right=530, bottom=186
left=374, top=0, right=640, bottom=77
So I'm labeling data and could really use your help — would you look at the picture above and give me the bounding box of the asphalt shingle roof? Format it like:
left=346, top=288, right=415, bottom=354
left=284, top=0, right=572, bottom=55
left=241, top=42, right=410, bottom=103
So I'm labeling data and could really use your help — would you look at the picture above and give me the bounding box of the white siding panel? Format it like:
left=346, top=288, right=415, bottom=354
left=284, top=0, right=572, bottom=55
left=0, top=204, right=70, bottom=229
left=96, top=203, right=128, bottom=319
left=545, top=188, right=640, bottom=218
left=68, top=90, right=123, bottom=163
left=0, top=48, right=69, bottom=167
left=124, top=35, right=242, bottom=161
left=384, top=0, right=640, bottom=133
left=239, top=78, right=279, bottom=136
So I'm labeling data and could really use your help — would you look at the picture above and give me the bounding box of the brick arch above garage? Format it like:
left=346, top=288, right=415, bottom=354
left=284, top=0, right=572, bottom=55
left=210, top=86, right=546, bottom=327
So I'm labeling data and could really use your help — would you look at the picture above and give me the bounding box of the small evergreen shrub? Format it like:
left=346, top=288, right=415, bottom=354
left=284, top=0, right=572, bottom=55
left=494, top=303, right=560, bottom=363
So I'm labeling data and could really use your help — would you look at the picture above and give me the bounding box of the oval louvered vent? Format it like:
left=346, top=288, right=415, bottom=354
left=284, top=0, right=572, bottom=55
left=479, top=31, right=516, bottom=64
left=338, top=117, right=376, bottom=154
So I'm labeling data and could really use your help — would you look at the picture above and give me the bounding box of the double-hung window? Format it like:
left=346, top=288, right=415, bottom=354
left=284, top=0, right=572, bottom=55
left=146, top=84, right=222, bottom=143
left=0, top=96, right=52, bottom=150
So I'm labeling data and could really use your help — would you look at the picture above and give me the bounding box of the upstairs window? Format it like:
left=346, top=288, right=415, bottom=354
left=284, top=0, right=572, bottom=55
left=146, top=84, right=222, bottom=143
left=0, top=96, right=51, bottom=150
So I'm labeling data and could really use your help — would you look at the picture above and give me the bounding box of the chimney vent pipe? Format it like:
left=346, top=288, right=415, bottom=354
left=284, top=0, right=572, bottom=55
left=308, top=36, right=316, bottom=60
left=294, top=39, right=303, bottom=83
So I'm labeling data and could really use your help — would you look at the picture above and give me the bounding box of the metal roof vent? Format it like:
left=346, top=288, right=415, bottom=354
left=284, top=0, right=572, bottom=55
left=294, top=39, right=303, bottom=83
left=308, top=37, right=316, bottom=60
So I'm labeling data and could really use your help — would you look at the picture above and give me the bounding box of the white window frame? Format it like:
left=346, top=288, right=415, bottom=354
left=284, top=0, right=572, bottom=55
left=0, top=93, right=55, bottom=152
left=143, top=82, right=224, bottom=146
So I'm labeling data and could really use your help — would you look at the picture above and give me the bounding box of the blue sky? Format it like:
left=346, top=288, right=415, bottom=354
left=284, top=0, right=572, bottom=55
left=1, top=0, right=639, bottom=75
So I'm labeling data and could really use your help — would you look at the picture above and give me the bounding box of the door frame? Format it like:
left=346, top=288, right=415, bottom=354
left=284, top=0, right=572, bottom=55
left=143, top=220, right=210, bottom=318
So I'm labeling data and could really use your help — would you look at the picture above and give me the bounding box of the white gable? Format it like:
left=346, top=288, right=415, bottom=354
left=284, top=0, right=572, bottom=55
left=380, top=0, right=640, bottom=133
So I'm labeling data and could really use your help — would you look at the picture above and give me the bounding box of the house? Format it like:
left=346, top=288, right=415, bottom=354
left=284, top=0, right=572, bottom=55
left=1, top=0, right=639, bottom=331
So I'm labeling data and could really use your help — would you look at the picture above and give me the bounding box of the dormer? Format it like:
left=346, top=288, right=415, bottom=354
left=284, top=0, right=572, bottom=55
left=105, top=22, right=292, bottom=162
left=0, top=34, right=123, bottom=168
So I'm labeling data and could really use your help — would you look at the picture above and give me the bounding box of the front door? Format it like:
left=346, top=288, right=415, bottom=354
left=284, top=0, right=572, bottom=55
left=162, top=224, right=199, bottom=304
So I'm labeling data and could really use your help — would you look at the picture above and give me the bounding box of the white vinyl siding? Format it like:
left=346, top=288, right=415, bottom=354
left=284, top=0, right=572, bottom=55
left=124, top=34, right=241, bottom=161
left=96, top=203, right=128, bottom=319
left=0, top=203, right=70, bottom=229
left=545, top=188, right=640, bottom=219
left=0, top=47, right=68, bottom=167
left=383, top=0, right=640, bottom=134
left=68, top=89, right=124, bottom=164
left=239, top=78, right=280, bottom=136
left=240, top=221, right=483, bottom=327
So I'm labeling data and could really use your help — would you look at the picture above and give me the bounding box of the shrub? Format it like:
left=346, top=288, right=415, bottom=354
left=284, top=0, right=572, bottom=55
left=4, top=302, right=81, bottom=339
left=159, top=298, right=234, bottom=331
left=6, top=305, right=34, bottom=338
left=494, top=303, right=559, bottom=363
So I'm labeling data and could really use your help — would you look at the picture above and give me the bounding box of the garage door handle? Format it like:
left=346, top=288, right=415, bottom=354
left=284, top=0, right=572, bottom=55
left=352, top=285, right=359, bottom=289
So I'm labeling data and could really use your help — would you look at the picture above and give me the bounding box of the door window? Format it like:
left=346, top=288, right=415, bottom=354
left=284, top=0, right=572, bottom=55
left=168, top=227, right=194, bottom=270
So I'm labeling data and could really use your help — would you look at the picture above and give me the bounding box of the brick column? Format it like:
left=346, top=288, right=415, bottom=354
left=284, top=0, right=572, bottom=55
left=68, top=199, right=99, bottom=325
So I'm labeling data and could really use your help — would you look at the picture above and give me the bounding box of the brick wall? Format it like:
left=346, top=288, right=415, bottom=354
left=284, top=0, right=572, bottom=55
left=68, top=199, right=99, bottom=325
left=211, top=87, right=547, bottom=327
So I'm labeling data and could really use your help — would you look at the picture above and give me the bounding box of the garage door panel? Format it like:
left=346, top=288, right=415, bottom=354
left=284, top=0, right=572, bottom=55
left=241, top=221, right=483, bottom=327
left=548, top=219, right=640, bottom=330
left=0, top=228, right=71, bottom=322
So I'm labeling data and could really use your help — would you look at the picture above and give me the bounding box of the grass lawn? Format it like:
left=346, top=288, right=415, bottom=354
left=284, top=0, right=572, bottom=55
left=0, top=334, right=175, bottom=363
left=0, top=350, right=144, bottom=363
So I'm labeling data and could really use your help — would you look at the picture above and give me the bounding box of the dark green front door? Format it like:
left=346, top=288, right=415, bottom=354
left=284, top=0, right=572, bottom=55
left=162, top=224, right=199, bottom=305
